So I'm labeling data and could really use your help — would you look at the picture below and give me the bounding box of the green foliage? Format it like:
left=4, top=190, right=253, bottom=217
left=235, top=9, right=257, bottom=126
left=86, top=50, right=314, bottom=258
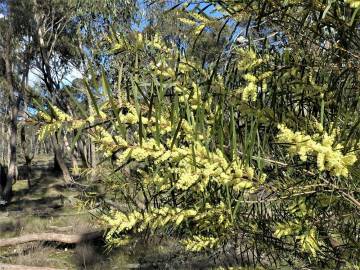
left=35, top=0, right=360, bottom=268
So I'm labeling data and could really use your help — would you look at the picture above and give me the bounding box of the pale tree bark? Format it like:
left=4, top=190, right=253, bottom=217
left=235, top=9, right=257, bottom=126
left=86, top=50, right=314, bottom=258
left=63, top=104, right=80, bottom=176
left=63, top=133, right=79, bottom=177
left=32, top=1, right=73, bottom=182
left=19, top=57, right=36, bottom=188
left=76, top=37, right=96, bottom=172
left=88, top=139, right=97, bottom=168
left=0, top=26, right=19, bottom=202
left=46, top=139, right=52, bottom=155
left=51, top=134, right=72, bottom=184
left=77, top=139, right=89, bottom=167
left=0, top=122, right=6, bottom=165
left=20, top=125, right=37, bottom=188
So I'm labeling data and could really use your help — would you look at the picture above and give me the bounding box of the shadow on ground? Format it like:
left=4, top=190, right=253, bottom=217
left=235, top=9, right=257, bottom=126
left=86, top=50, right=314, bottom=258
left=0, top=156, right=218, bottom=269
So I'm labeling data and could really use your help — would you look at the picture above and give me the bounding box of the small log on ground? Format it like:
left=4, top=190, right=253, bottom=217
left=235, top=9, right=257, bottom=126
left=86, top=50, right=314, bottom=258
left=0, top=264, right=63, bottom=270
left=0, top=231, right=103, bottom=247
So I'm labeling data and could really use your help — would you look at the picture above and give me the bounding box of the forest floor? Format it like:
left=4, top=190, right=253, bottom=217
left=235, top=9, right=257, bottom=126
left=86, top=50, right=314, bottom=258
left=0, top=156, right=219, bottom=270
left=0, top=156, right=146, bottom=269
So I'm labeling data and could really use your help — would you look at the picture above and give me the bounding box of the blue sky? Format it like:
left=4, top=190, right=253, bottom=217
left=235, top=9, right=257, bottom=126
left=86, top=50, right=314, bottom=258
left=28, top=65, right=83, bottom=88
left=29, top=1, right=228, bottom=88
left=132, top=0, right=225, bottom=31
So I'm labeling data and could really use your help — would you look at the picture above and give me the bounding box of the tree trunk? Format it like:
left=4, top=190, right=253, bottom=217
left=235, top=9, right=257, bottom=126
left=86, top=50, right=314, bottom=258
left=45, top=140, right=51, bottom=154
left=77, top=139, right=88, bottom=167
left=0, top=122, right=5, bottom=165
left=51, top=135, right=72, bottom=183
left=4, top=105, right=18, bottom=201
left=53, top=151, right=62, bottom=172
left=87, top=139, right=98, bottom=181
left=20, top=126, right=36, bottom=188
left=63, top=134, right=79, bottom=176
left=1, top=26, right=18, bottom=202
left=19, top=89, right=35, bottom=188
left=0, top=164, right=7, bottom=202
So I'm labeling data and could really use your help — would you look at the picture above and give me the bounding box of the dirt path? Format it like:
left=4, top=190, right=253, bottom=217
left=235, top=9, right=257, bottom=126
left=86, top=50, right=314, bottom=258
left=0, top=157, right=117, bottom=269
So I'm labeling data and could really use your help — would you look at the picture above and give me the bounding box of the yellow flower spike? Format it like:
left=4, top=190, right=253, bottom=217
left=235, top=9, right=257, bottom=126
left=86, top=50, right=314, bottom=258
left=50, top=105, right=72, bottom=121
left=245, top=166, right=255, bottom=180
left=181, top=236, right=219, bottom=252
left=243, top=73, right=257, bottom=83
left=346, top=0, right=360, bottom=8
left=298, top=146, right=308, bottom=161
left=233, top=180, right=253, bottom=191
left=317, top=153, right=325, bottom=171
left=38, top=111, right=52, bottom=122
left=314, top=122, right=324, bottom=133
left=242, top=81, right=257, bottom=102
left=277, top=124, right=357, bottom=177
left=176, top=171, right=199, bottom=190
left=259, top=173, right=267, bottom=184
left=233, top=166, right=243, bottom=178
left=343, top=152, right=357, bottom=166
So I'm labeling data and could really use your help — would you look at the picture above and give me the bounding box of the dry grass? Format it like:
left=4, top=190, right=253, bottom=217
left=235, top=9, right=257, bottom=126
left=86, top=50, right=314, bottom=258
left=0, top=156, right=102, bottom=269
left=6, top=244, right=72, bottom=269
left=0, top=156, right=142, bottom=269
left=0, top=219, right=21, bottom=238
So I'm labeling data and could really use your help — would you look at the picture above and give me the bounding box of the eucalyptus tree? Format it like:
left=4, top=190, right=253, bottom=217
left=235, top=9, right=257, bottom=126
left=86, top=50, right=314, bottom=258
left=0, top=0, right=36, bottom=201
left=68, top=0, right=138, bottom=170
left=0, top=0, right=138, bottom=194
left=27, top=0, right=138, bottom=181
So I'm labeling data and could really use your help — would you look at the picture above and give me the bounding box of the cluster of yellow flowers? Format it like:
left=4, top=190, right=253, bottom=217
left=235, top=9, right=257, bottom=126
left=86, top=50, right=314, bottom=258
left=296, top=228, right=319, bottom=257
left=115, top=138, right=165, bottom=164
left=37, top=105, right=72, bottom=140
left=83, top=39, right=269, bottom=249
left=346, top=0, right=360, bottom=8
left=277, top=124, right=357, bottom=177
left=38, top=121, right=62, bottom=141
left=115, top=138, right=257, bottom=193
left=274, top=196, right=322, bottom=256
left=193, top=202, right=232, bottom=230
left=102, top=207, right=199, bottom=247
left=241, top=74, right=258, bottom=102
left=240, top=71, right=273, bottom=102
left=103, top=210, right=142, bottom=236
left=236, top=48, right=263, bottom=71
left=275, top=221, right=319, bottom=256
left=91, top=126, right=128, bottom=157
left=181, top=236, right=219, bottom=252
left=119, top=103, right=138, bottom=124
left=103, top=203, right=233, bottom=251
left=143, top=207, right=198, bottom=228
left=37, top=111, right=52, bottom=122
left=99, top=127, right=263, bottom=250
left=233, top=48, right=272, bottom=102
left=274, top=220, right=302, bottom=239
left=146, top=115, right=173, bottom=135
left=50, top=105, right=72, bottom=121
left=37, top=104, right=108, bottom=141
